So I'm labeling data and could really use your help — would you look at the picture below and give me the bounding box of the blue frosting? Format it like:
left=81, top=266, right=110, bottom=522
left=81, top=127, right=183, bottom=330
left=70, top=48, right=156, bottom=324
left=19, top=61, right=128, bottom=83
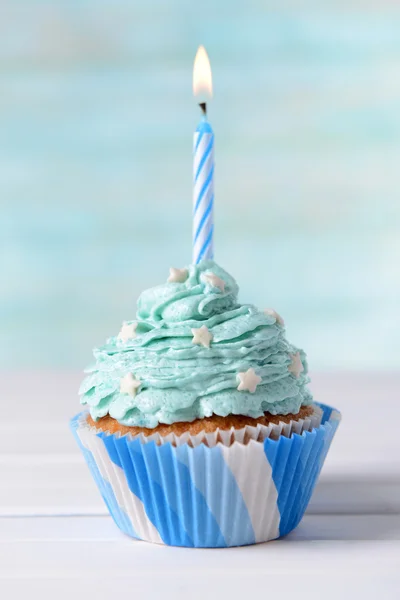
left=79, top=260, right=312, bottom=428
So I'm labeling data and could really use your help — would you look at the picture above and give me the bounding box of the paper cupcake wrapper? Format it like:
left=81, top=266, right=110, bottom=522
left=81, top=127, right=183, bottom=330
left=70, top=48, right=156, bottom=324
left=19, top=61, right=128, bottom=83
left=70, top=403, right=340, bottom=547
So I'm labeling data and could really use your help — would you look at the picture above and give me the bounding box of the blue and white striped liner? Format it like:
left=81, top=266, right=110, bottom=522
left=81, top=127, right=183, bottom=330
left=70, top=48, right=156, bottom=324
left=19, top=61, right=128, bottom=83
left=193, top=121, right=214, bottom=264
left=70, top=403, right=340, bottom=547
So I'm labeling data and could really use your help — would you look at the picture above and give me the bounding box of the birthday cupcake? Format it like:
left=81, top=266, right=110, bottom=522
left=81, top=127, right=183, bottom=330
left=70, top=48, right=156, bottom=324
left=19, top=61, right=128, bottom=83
left=71, top=260, right=340, bottom=547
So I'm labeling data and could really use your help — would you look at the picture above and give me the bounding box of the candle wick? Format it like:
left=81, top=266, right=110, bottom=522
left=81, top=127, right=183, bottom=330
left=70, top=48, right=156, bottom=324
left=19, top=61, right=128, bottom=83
left=199, top=102, right=207, bottom=116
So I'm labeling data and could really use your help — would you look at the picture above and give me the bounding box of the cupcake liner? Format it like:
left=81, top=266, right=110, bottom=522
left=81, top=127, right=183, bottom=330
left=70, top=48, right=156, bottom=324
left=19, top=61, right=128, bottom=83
left=70, top=403, right=340, bottom=547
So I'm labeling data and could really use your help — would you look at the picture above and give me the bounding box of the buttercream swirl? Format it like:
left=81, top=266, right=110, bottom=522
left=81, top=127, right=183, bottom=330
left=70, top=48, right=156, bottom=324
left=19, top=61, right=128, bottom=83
left=80, top=260, right=313, bottom=428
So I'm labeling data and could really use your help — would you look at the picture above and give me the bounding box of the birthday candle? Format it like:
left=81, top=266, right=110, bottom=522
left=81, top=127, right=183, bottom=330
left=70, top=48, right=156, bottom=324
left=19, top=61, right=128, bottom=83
left=193, top=114, right=214, bottom=263
left=193, top=46, right=214, bottom=264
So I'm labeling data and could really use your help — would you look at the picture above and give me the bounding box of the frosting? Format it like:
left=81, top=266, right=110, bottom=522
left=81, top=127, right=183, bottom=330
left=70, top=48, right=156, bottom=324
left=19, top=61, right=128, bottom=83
left=80, top=260, right=313, bottom=428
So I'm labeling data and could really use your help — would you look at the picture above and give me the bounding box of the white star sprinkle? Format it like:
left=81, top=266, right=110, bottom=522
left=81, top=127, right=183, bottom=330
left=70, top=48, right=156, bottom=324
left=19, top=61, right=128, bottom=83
left=120, top=373, right=141, bottom=397
left=202, top=272, right=225, bottom=292
left=288, top=352, right=304, bottom=378
left=237, top=368, right=262, bottom=393
left=264, top=308, right=285, bottom=326
left=191, top=325, right=213, bottom=348
left=117, top=322, right=137, bottom=342
left=168, top=267, right=188, bottom=283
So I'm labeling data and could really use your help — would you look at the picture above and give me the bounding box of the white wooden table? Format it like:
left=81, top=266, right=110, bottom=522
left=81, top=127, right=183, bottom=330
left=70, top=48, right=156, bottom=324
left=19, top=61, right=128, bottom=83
left=1, top=372, right=399, bottom=599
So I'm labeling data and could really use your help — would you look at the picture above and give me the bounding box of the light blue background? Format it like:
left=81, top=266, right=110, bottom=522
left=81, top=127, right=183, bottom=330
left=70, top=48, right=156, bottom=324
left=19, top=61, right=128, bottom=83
left=1, top=1, right=400, bottom=369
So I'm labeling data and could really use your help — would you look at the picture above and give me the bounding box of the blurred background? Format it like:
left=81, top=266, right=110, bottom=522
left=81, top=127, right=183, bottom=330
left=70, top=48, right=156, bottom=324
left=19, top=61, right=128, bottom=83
left=1, top=0, right=400, bottom=371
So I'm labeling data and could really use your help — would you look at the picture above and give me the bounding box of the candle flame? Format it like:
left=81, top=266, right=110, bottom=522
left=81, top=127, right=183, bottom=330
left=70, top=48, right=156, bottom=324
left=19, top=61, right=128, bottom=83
left=193, top=46, right=213, bottom=98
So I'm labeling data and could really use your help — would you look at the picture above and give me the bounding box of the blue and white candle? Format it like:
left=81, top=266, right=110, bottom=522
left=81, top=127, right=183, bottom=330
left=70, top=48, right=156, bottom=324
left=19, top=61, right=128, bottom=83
left=193, top=46, right=214, bottom=264
left=193, top=116, right=214, bottom=263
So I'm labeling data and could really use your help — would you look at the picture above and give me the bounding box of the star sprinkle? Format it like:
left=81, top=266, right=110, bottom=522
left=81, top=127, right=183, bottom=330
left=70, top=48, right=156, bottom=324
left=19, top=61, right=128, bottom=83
left=202, top=272, right=225, bottom=293
left=237, top=368, right=262, bottom=393
left=264, top=308, right=285, bottom=326
left=117, top=322, right=137, bottom=342
left=168, top=267, right=188, bottom=283
left=288, top=352, right=304, bottom=378
left=120, top=373, right=141, bottom=397
left=191, top=325, right=213, bottom=348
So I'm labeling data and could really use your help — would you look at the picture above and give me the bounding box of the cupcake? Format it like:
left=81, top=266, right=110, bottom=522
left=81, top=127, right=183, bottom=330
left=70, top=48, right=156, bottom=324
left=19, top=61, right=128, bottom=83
left=71, top=260, right=340, bottom=547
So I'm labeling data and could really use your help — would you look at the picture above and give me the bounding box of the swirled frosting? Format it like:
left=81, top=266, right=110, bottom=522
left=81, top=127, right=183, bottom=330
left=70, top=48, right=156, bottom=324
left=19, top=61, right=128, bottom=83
left=79, top=260, right=313, bottom=428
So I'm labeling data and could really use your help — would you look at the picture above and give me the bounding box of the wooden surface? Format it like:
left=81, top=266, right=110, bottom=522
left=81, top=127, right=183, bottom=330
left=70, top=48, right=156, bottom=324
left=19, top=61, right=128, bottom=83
left=0, top=371, right=399, bottom=599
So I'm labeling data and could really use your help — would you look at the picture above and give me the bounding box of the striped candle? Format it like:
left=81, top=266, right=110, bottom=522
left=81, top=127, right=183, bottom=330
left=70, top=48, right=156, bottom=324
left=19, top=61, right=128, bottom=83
left=193, top=118, right=214, bottom=264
